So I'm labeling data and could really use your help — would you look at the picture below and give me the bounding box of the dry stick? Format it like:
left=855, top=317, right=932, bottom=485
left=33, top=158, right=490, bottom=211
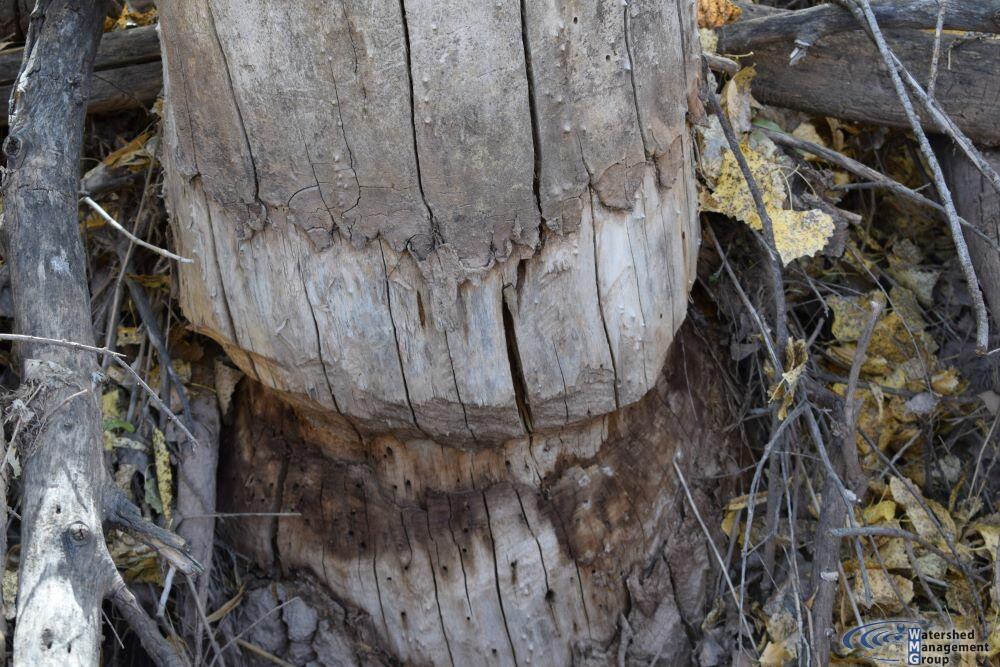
left=737, top=402, right=804, bottom=637
left=703, top=61, right=790, bottom=591
left=0, top=17, right=187, bottom=648
left=0, top=332, right=124, bottom=359
left=892, top=53, right=1000, bottom=198
left=703, top=65, right=788, bottom=354
left=0, top=331, right=201, bottom=448
left=706, top=226, right=781, bottom=370
left=838, top=0, right=989, bottom=353
left=842, top=299, right=884, bottom=491
left=81, top=195, right=192, bottom=263
left=760, top=127, right=1000, bottom=251
left=904, top=540, right=949, bottom=622
left=927, top=0, right=947, bottom=99
left=829, top=526, right=968, bottom=573
left=184, top=575, right=227, bottom=667
left=671, top=454, right=758, bottom=655
left=802, top=406, right=870, bottom=667
left=111, top=576, right=187, bottom=667
left=101, top=158, right=157, bottom=371
left=124, top=276, right=194, bottom=430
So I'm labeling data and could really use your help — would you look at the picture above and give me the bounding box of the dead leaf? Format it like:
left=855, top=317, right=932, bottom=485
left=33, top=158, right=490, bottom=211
left=889, top=476, right=957, bottom=544
left=698, top=0, right=741, bottom=29
left=722, top=67, right=756, bottom=135
left=768, top=339, right=807, bottom=419
left=703, top=143, right=834, bottom=264
left=152, top=427, right=173, bottom=524
left=854, top=568, right=913, bottom=612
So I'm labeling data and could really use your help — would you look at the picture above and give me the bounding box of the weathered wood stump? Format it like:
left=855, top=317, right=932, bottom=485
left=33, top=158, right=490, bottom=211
left=157, top=1, right=725, bottom=663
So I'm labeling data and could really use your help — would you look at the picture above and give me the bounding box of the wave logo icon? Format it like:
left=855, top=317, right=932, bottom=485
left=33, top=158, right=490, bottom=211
left=842, top=620, right=925, bottom=664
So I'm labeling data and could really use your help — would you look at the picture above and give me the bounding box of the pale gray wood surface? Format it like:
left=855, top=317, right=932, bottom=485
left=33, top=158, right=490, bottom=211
left=159, top=0, right=700, bottom=447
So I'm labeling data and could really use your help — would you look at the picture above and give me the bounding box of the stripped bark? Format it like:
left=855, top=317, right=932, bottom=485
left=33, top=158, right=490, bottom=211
left=155, top=0, right=713, bottom=662
left=0, top=1, right=194, bottom=664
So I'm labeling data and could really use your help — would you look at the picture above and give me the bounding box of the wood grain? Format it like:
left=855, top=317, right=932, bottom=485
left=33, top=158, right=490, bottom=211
left=159, top=0, right=700, bottom=446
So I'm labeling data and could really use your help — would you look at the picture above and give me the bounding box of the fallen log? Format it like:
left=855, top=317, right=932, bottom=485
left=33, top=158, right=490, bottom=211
left=718, top=1, right=1000, bottom=146
left=0, top=23, right=160, bottom=125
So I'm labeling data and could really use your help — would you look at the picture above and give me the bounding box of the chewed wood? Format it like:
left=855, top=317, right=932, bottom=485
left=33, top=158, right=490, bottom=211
left=159, top=0, right=700, bottom=445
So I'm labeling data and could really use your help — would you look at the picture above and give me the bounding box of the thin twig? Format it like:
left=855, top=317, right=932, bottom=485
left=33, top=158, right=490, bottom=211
left=184, top=575, right=227, bottom=667
left=761, top=126, right=1000, bottom=251
left=892, top=53, right=1000, bottom=197
left=81, top=196, right=192, bottom=264
left=703, top=63, right=789, bottom=358
left=0, top=332, right=124, bottom=359
left=842, top=298, right=884, bottom=491
left=830, top=526, right=966, bottom=572
left=738, top=402, right=804, bottom=634
left=838, top=0, right=989, bottom=352
left=672, top=454, right=758, bottom=655
left=927, top=0, right=947, bottom=99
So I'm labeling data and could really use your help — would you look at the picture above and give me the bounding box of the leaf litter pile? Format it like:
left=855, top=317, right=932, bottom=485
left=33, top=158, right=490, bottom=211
left=696, top=12, right=1000, bottom=667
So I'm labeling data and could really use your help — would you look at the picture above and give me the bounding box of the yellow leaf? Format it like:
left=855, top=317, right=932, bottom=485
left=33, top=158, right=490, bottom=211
left=152, top=428, right=173, bottom=524
left=854, top=568, right=913, bottom=612
left=116, top=326, right=143, bottom=347
left=722, top=67, right=756, bottom=134
left=791, top=122, right=825, bottom=160
left=705, top=143, right=785, bottom=227
left=887, top=239, right=939, bottom=306
left=889, top=476, right=957, bottom=543
left=759, top=640, right=792, bottom=667
left=704, top=144, right=834, bottom=264
left=101, top=389, right=120, bottom=420
left=768, top=339, right=808, bottom=419
left=106, top=6, right=158, bottom=32
left=126, top=273, right=170, bottom=290
left=968, top=516, right=1000, bottom=558
left=769, top=208, right=835, bottom=265
left=698, top=0, right=741, bottom=28
left=863, top=500, right=897, bottom=525
left=102, top=132, right=153, bottom=169
left=931, top=368, right=961, bottom=396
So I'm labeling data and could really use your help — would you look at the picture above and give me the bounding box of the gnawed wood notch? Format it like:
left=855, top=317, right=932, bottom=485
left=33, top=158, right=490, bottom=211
left=153, top=0, right=727, bottom=663
left=159, top=0, right=701, bottom=446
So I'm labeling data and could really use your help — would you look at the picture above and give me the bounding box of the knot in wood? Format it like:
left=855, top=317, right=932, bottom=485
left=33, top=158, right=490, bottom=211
left=3, top=134, right=21, bottom=162
left=66, top=520, right=91, bottom=544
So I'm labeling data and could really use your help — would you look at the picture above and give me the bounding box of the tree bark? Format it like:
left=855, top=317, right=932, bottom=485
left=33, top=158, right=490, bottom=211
left=1, top=2, right=112, bottom=662
left=0, top=2, right=195, bottom=665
